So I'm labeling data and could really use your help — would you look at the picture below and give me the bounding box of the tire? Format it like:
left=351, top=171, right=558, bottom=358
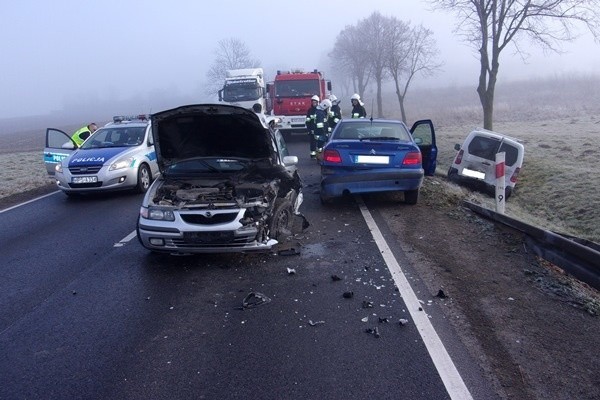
left=268, top=198, right=293, bottom=241
left=447, top=167, right=459, bottom=182
left=135, top=164, right=151, bottom=193
left=404, top=189, right=419, bottom=205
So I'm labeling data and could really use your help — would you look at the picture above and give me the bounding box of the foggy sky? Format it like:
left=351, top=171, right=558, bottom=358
left=1, top=0, right=599, bottom=119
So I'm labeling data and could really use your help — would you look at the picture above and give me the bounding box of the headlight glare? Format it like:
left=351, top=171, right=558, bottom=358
left=110, top=157, right=134, bottom=171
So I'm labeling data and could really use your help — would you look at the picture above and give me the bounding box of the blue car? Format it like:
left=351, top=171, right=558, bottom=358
left=319, top=119, right=436, bottom=205
left=44, top=115, right=160, bottom=196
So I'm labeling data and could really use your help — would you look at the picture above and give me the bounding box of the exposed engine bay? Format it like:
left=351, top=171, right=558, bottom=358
left=150, top=165, right=300, bottom=209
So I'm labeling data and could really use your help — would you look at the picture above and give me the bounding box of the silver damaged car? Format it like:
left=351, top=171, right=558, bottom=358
left=136, top=104, right=308, bottom=254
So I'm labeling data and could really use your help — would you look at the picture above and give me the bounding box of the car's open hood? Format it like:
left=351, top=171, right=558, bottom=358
left=151, top=104, right=275, bottom=172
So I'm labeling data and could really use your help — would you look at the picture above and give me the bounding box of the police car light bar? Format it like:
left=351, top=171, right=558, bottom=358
left=113, top=114, right=150, bottom=123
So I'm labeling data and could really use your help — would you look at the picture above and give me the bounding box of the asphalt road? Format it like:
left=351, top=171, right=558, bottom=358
left=0, top=137, right=498, bottom=400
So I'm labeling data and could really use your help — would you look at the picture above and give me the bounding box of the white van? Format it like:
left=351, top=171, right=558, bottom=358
left=448, top=129, right=524, bottom=198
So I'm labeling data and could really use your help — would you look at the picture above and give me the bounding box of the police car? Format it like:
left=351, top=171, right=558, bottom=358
left=44, top=115, right=159, bottom=196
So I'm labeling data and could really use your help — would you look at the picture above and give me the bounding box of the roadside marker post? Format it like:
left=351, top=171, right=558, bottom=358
left=495, top=152, right=506, bottom=214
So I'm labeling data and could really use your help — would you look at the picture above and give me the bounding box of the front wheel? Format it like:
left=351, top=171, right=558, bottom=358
left=268, top=199, right=293, bottom=241
left=135, top=164, right=151, bottom=193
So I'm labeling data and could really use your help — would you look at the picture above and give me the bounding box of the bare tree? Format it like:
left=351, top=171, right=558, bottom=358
left=386, top=21, right=441, bottom=123
left=329, top=25, right=372, bottom=101
left=432, top=0, right=600, bottom=130
left=360, top=12, right=389, bottom=117
left=204, top=38, right=261, bottom=97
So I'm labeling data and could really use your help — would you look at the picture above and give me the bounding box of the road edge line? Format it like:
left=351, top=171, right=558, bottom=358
left=356, top=196, right=474, bottom=400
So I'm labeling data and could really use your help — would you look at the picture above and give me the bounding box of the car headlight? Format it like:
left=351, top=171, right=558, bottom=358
left=140, top=206, right=175, bottom=221
left=55, top=163, right=63, bottom=173
left=110, top=157, right=134, bottom=171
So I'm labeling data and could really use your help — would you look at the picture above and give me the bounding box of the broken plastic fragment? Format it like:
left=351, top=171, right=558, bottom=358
left=308, top=320, right=325, bottom=327
left=362, top=301, right=374, bottom=308
left=331, top=275, right=342, bottom=281
left=365, top=327, right=380, bottom=338
left=399, top=319, right=409, bottom=326
left=436, top=289, right=447, bottom=299
left=378, top=317, right=389, bottom=323
left=361, top=316, right=369, bottom=322
left=342, top=291, right=354, bottom=299
left=287, top=268, right=297, bottom=275
left=238, top=292, right=272, bottom=309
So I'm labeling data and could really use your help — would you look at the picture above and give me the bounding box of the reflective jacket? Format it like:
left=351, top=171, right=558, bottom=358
left=314, top=107, right=329, bottom=137
left=305, top=105, right=318, bottom=133
left=329, top=104, right=342, bottom=128
left=351, top=104, right=367, bottom=119
left=71, top=125, right=92, bottom=146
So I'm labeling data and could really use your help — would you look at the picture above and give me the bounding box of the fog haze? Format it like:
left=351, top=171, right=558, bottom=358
left=2, top=0, right=599, bottom=119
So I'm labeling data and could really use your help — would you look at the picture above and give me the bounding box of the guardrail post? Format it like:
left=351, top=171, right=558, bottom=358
left=495, top=152, right=506, bottom=214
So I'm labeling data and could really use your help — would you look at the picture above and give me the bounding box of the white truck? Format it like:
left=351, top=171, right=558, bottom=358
left=218, top=68, right=267, bottom=111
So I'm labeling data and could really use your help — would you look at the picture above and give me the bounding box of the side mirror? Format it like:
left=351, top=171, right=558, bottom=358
left=283, top=155, right=298, bottom=166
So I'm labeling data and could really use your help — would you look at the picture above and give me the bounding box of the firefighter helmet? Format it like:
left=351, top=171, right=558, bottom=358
left=320, top=99, right=332, bottom=109
left=351, top=93, right=361, bottom=101
left=311, top=95, right=320, bottom=102
left=328, top=94, right=339, bottom=104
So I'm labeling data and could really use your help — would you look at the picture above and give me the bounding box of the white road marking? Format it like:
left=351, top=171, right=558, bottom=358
left=0, top=191, right=60, bottom=214
left=356, top=196, right=474, bottom=400
left=114, top=230, right=137, bottom=247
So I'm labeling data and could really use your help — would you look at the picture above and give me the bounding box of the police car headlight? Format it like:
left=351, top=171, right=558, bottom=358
left=55, top=164, right=63, bottom=173
left=109, top=157, right=134, bottom=171
left=141, top=206, right=175, bottom=221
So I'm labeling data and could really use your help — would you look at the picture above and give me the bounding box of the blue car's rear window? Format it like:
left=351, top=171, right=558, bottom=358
left=334, top=123, right=411, bottom=141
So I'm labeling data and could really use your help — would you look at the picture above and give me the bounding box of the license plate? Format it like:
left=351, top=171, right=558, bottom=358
left=72, top=176, right=98, bottom=184
left=291, top=117, right=304, bottom=123
left=355, top=155, right=389, bottom=164
left=461, top=168, right=485, bottom=180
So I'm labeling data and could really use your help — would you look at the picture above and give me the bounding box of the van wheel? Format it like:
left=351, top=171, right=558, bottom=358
left=404, top=189, right=419, bottom=205
left=447, top=167, right=459, bottom=182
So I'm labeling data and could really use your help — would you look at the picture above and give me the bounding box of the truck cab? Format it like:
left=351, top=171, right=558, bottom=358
left=266, top=69, right=331, bottom=134
left=218, top=68, right=266, bottom=111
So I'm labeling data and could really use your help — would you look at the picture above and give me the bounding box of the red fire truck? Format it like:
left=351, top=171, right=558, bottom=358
left=266, top=69, right=331, bottom=135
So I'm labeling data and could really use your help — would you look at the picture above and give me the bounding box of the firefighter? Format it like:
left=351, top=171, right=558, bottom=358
left=314, top=99, right=332, bottom=155
left=306, top=95, right=320, bottom=158
left=71, top=123, right=98, bottom=147
left=328, top=94, right=342, bottom=130
left=350, top=93, right=367, bottom=119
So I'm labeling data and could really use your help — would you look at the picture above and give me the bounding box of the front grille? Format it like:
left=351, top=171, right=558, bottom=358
left=69, top=165, right=102, bottom=174
left=180, top=212, right=238, bottom=225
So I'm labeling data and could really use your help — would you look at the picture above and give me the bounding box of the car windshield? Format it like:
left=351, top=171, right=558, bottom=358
left=164, top=157, right=251, bottom=175
left=334, top=123, right=412, bottom=141
left=222, top=84, right=262, bottom=102
left=81, top=127, right=146, bottom=149
left=274, top=80, right=320, bottom=97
